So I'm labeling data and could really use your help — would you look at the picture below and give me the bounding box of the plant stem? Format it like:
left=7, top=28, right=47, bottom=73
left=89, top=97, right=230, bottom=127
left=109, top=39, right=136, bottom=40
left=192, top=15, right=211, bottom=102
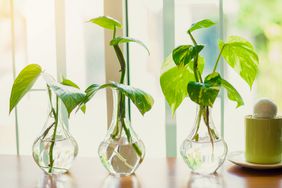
left=188, top=31, right=197, bottom=46
left=113, top=26, right=116, bottom=39
left=193, top=55, right=200, bottom=82
left=192, top=106, right=203, bottom=141
left=48, top=96, right=59, bottom=173
left=204, top=107, right=214, bottom=150
left=212, top=45, right=225, bottom=73
left=188, top=31, right=203, bottom=83
left=112, top=36, right=143, bottom=158
left=113, top=45, right=126, bottom=84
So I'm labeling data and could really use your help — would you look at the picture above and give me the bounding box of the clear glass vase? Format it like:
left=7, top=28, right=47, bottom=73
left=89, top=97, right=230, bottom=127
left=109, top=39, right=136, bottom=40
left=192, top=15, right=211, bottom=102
left=180, top=106, right=228, bottom=174
left=32, top=102, right=78, bottom=175
left=98, top=89, right=145, bottom=176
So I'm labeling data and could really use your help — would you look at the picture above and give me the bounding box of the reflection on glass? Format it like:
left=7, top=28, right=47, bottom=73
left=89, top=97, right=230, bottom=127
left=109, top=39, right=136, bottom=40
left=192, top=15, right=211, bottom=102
left=37, top=173, right=77, bottom=188
left=101, top=174, right=141, bottom=188
left=187, top=173, right=224, bottom=188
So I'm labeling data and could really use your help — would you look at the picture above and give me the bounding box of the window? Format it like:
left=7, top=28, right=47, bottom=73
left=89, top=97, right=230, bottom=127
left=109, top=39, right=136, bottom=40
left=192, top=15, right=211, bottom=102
left=0, top=0, right=279, bottom=158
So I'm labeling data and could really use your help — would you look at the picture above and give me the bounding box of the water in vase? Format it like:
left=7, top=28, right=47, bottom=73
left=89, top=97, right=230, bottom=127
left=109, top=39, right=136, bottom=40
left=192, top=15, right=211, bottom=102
left=99, top=138, right=145, bottom=176
left=33, top=136, right=78, bottom=174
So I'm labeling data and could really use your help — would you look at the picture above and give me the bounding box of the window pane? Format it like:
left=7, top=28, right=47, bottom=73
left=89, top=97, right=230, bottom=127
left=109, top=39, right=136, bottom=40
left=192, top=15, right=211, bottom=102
left=0, top=0, right=106, bottom=156
left=65, top=0, right=106, bottom=157
left=128, top=0, right=166, bottom=157
left=0, top=1, right=17, bottom=153
left=11, top=0, right=58, bottom=155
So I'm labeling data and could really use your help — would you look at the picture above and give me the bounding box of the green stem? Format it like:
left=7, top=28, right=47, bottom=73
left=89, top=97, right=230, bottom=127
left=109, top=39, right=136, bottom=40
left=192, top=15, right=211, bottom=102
left=113, top=45, right=126, bottom=84
left=113, top=26, right=116, bottom=39
left=111, top=30, right=142, bottom=158
left=111, top=92, right=143, bottom=158
left=42, top=122, right=55, bottom=140
left=193, top=55, right=199, bottom=82
left=188, top=31, right=197, bottom=46
left=48, top=97, right=59, bottom=173
left=213, top=45, right=225, bottom=72
left=204, top=107, right=214, bottom=150
left=122, top=118, right=142, bottom=158
left=188, top=32, right=203, bottom=83
left=47, top=85, right=56, bottom=118
left=111, top=92, right=125, bottom=139
left=192, top=106, right=203, bottom=141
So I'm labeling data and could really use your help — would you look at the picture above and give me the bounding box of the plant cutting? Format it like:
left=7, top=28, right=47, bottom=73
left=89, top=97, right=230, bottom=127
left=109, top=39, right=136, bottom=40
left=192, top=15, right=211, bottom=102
left=160, top=19, right=259, bottom=174
left=83, top=16, right=154, bottom=176
left=9, top=64, right=86, bottom=174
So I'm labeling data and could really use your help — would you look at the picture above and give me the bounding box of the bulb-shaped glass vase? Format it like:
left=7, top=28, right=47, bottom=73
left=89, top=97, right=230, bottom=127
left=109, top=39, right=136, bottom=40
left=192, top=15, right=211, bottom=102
left=180, top=106, right=228, bottom=174
left=98, top=89, right=145, bottom=176
left=32, top=102, right=78, bottom=174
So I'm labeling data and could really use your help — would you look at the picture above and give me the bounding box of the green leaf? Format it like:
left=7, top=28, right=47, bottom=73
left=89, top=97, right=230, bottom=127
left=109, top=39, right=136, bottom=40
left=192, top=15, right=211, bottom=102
left=89, top=16, right=122, bottom=30
left=160, top=54, right=205, bottom=114
left=219, top=36, right=259, bottom=88
left=42, top=73, right=86, bottom=116
left=110, top=37, right=150, bottom=55
left=84, top=83, right=154, bottom=115
left=188, top=19, right=215, bottom=33
left=80, top=104, right=86, bottom=113
left=50, top=84, right=86, bottom=116
left=221, top=79, right=244, bottom=107
left=110, top=82, right=154, bottom=115
left=172, top=45, right=204, bottom=66
left=61, top=78, right=87, bottom=113
left=84, top=84, right=101, bottom=103
left=9, top=64, right=42, bottom=113
left=61, top=78, right=80, bottom=89
left=187, top=72, right=221, bottom=107
left=74, top=84, right=100, bottom=113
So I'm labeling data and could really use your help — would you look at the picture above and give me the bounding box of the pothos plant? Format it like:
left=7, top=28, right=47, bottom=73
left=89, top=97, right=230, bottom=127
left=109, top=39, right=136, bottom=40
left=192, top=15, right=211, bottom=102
left=160, top=19, right=259, bottom=144
left=9, top=64, right=86, bottom=173
left=80, top=16, right=154, bottom=158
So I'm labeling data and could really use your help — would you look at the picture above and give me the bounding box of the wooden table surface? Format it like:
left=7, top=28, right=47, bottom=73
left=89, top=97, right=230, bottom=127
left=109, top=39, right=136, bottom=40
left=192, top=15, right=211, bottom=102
left=1, top=155, right=282, bottom=188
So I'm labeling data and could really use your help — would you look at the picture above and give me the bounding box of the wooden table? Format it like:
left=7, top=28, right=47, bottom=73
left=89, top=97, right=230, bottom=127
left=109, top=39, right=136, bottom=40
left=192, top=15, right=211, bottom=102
left=0, top=155, right=281, bottom=188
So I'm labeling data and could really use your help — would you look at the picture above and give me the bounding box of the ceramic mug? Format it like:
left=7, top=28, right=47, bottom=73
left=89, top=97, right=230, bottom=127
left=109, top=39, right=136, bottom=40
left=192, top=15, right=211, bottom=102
left=245, top=115, right=282, bottom=164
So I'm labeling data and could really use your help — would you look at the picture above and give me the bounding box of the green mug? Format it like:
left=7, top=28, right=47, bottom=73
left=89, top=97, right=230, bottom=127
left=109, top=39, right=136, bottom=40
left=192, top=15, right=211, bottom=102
left=245, top=115, right=282, bottom=164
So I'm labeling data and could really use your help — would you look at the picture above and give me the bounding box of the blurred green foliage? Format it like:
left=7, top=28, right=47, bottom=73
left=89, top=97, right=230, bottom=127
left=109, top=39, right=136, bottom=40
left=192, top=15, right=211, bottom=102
left=238, top=0, right=282, bottom=109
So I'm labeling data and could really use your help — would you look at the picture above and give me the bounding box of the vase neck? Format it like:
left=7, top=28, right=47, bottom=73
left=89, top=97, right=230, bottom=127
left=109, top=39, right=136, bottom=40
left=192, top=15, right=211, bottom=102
left=40, top=100, right=70, bottom=140
left=112, top=88, right=129, bottom=122
left=107, top=88, right=138, bottom=142
left=190, top=106, right=220, bottom=142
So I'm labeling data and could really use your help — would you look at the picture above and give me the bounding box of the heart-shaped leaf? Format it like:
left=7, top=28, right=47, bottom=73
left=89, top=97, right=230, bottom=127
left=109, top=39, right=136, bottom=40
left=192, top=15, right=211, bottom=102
left=160, top=54, right=205, bottom=114
left=219, top=36, right=259, bottom=88
left=9, top=64, right=42, bottom=113
left=89, top=16, right=122, bottom=30
left=61, top=78, right=87, bottom=113
left=187, top=72, right=221, bottom=107
left=42, top=73, right=86, bottom=116
left=110, top=82, right=154, bottom=115
left=221, top=79, right=244, bottom=107
left=84, top=82, right=154, bottom=115
left=188, top=19, right=215, bottom=33
left=110, top=37, right=150, bottom=55
left=172, top=45, right=204, bottom=66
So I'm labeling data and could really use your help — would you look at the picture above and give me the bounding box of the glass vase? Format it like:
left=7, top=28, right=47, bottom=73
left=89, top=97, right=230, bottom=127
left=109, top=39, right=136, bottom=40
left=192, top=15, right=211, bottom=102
left=180, top=106, right=228, bottom=174
left=98, top=89, right=145, bottom=176
left=32, top=102, right=78, bottom=174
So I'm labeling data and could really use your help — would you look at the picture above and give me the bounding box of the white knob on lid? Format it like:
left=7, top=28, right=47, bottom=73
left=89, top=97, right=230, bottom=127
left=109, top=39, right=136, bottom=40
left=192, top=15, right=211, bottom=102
left=253, top=98, right=277, bottom=118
